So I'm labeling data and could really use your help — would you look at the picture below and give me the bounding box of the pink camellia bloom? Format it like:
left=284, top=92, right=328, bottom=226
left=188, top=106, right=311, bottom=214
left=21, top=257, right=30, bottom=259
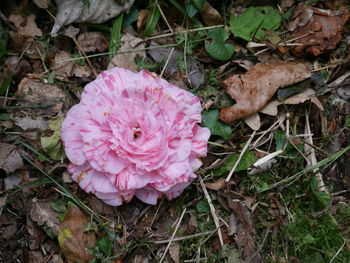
left=61, top=67, right=210, bottom=206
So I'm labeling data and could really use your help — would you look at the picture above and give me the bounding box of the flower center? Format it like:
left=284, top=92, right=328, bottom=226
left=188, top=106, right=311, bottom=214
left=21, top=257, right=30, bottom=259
left=132, top=126, right=142, bottom=139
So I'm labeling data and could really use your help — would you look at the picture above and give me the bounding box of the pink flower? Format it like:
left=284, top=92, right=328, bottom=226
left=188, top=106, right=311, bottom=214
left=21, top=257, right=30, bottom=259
left=61, top=68, right=210, bottom=206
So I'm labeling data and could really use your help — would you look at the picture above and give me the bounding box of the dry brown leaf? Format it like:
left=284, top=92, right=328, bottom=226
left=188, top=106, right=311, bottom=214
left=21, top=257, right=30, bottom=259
left=0, top=142, right=24, bottom=174
left=244, top=113, right=261, bottom=131
left=220, top=61, right=312, bottom=123
left=59, top=205, right=96, bottom=263
left=205, top=178, right=227, bottom=191
left=200, top=2, right=224, bottom=26
left=16, top=78, right=69, bottom=114
left=30, top=199, right=60, bottom=235
left=108, top=33, right=146, bottom=72
left=260, top=89, right=324, bottom=116
left=287, top=5, right=350, bottom=57
left=77, top=32, right=108, bottom=53
left=137, top=9, right=148, bottom=33
left=169, top=244, right=180, bottom=263
left=9, top=14, right=43, bottom=37
left=51, top=0, right=135, bottom=35
left=33, top=0, right=50, bottom=9
left=50, top=51, right=91, bottom=78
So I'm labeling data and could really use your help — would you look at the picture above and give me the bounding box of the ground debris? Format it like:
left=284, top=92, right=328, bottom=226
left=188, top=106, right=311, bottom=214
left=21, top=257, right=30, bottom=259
left=0, top=142, right=24, bottom=174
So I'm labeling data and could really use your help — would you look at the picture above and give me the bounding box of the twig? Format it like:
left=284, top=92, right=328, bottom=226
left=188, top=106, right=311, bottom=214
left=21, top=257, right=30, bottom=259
left=226, top=130, right=257, bottom=182
left=197, top=174, right=224, bottom=247
left=159, top=207, right=187, bottom=263
left=329, top=239, right=346, bottom=263
left=157, top=3, right=173, bottom=34
left=246, top=226, right=270, bottom=263
left=304, top=114, right=328, bottom=193
left=160, top=47, right=174, bottom=77
left=153, top=230, right=215, bottom=244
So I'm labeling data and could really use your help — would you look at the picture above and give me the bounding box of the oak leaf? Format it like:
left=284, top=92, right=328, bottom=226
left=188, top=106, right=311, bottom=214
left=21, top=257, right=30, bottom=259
left=220, top=61, right=311, bottom=123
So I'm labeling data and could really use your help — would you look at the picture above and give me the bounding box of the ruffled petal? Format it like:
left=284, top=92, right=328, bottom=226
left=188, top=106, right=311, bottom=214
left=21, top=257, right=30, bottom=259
left=135, top=188, right=159, bottom=205
left=191, top=126, right=211, bottom=156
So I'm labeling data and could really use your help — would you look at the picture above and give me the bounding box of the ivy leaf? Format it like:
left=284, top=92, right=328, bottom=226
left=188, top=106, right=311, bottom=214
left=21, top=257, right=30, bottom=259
left=205, top=27, right=235, bottom=61
left=97, top=237, right=113, bottom=256
left=202, top=109, right=232, bottom=140
left=230, top=6, right=281, bottom=41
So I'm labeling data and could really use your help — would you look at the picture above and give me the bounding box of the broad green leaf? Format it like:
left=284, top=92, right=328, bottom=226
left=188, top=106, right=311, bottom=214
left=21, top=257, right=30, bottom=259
left=122, top=6, right=138, bottom=27
left=205, top=27, right=235, bottom=61
left=230, top=6, right=281, bottom=41
left=41, top=117, right=66, bottom=160
left=213, top=151, right=257, bottom=177
left=51, top=198, right=67, bottom=213
left=97, top=237, right=112, bottom=255
left=202, top=109, right=232, bottom=140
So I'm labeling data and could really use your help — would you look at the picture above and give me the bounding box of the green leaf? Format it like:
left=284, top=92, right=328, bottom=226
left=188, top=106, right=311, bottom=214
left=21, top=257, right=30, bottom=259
left=51, top=198, right=67, bottom=213
left=274, top=130, right=286, bottom=151
left=0, top=113, right=12, bottom=121
left=41, top=117, right=66, bottom=160
left=196, top=200, right=210, bottom=213
left=213, top=151, right=257, bottom=177
left=230, top=6, right=281, bottom=41
left=202, top=109, right=232, bottom=140
left=97, top=237, right=112, bottom=255
left=185, top=0, right=204, bottom=17
left=141, top=1, right=161, bottom=37
left=122, top=6, right=138, bottom=27
left=109, top=13, right=123, bottom=59
left=205, top=27, right=235, bottom=61
left=345, top=115, right=350, bottom=127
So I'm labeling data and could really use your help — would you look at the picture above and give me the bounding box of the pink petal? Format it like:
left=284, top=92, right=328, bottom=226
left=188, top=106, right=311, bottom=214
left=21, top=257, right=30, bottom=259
left=135, top=188, right=159, bottom=205
left=191, top=126, right=210, bottom=156
left=91, top=171, right=117, bottom=193
left=164, top=182, right=191, bottom=200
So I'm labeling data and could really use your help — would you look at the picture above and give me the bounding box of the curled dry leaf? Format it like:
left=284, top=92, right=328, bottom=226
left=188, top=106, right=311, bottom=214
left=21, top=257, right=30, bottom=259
left=108, top=33, right=146, bottom=72
left=205, top=177, right=227, bottom=191
left=288, top=5, right=350, bottom=57
left=15, top=116, right=48, bottom=131
left=9, top=14, right=43, bottom=37
left=260, top=88, right=324, bottom=116
left=200, top=2, right=224, bottom=26
left=220, top=61, right=312, bottom=123
left=77, top=32, right=108, bottom=53
left=16, top=78, right=69, bottom=114
left=50, top=51, right=91, bottom=78
left=0, top=142, right=24, bottom=173
left=33, top=0, right=50, bottom=9
left=58, top=205, right=96, bottom=263
left=51, top=0, right=135, bottom=35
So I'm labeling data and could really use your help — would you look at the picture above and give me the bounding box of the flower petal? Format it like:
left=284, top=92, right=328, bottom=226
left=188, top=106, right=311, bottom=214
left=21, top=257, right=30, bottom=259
left=135, top=188, right=159, bottom=205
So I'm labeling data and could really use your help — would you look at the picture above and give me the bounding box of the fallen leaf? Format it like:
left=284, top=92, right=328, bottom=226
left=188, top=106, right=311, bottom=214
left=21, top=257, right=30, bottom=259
left=77, top=32, right=108, bottom=53
left=41, top=117, right=66, bottom=160
left=4, top=175, right=22, bottom=190
left=200, top=2, right=224, bottom=26
left=108, top=33, right=146, bottom=72
left=244, top=113, right=261, bottom=131
left=51, top=0, right=135, bottom=35
left=50, top=51, right=91, bottom=78
left=169, top=244, right=180, bottom=263
left=15, top=116, right=48, bottom=131
left=214, top=151, right=256, bottom=177
left=220, top=61, right=312, bottom=123
left=205, top=177, right=227, bottom=191
left=205, top=27, right=235, bottom=61
left=9, top=14, right=43, bottom=37
left=287, top=5, right=350, bottom=56
left=0, top=142, right=24, bottom=173
left=30, top=199, right=61, bottom=235
left=16, top=78, right=69, bottom=114
left=186, top=213, right=198, bottom=234
left=260, top=89, right=324, bottom=116
left=58, top=204, right=96, bottom=263
left=28, top=251, right=45, bottom=263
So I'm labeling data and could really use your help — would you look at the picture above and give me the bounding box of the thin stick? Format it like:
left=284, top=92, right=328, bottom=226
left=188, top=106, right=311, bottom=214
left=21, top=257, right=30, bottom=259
left=153, top=230, right=215, bottom=244
left=160, top=47, right=174, bottom=77
left=329, top=239, right=346, bottom=263
left=157, top=3, right=173, bottom=34
left=226, top=130, right=257, bottom=182
left=159, top=207, right=187, bottom=263
left=198, top=174, right=224, bottom=247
